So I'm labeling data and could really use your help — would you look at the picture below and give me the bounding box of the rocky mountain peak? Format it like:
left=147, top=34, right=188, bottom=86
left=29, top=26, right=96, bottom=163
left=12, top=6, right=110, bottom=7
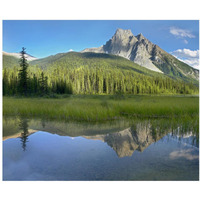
left=114, top=28, right=134, bottom=38
left=81, top=28, right=199, bottom=80
left=110, top=28, right=135, bottom=46
left=136, top=33, right=145, bottom=41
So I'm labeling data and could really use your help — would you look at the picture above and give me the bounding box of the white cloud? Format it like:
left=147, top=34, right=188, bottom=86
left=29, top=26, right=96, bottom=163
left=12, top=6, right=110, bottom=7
left=170, top=27, right=195, bottom=38
left=171, top=48, right=199, bottom=69
left=171, top=49, right=199, bottom=58
left=68, top=49, right=74, bottom=52
left=183, top=39, right=188, bottom=44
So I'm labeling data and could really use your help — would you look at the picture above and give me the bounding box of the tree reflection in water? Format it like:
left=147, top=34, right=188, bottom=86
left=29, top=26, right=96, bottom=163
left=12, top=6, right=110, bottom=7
left=19, top=118, right=29, bottom=151
left=6, top=116, right=198, bottom=153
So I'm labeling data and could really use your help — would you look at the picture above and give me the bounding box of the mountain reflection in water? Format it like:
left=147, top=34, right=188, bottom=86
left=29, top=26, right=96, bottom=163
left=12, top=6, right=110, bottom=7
left=85, top=124, right=198, bottom=157
left=3, top=117, right=199, bottom=157
left=3, top=117, right=199, bottom=180
left=85, top=125, right=161, bottom=157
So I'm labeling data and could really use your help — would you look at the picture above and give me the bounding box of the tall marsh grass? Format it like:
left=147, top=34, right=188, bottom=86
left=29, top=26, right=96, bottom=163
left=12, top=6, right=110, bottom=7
left=3, top=95, right=199, bottom=121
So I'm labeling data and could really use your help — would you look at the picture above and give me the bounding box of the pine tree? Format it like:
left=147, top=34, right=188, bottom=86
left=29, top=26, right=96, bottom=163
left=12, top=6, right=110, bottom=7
left=18, top=47, right=29, bottom=95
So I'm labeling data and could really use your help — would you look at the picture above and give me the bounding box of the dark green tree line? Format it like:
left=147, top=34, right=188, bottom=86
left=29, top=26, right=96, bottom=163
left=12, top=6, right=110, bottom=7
left=2, top=49, right=199, bottom=96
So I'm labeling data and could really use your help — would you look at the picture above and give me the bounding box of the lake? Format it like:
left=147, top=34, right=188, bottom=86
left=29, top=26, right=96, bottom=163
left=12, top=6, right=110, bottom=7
left=3, top=117, right=199, bottom=181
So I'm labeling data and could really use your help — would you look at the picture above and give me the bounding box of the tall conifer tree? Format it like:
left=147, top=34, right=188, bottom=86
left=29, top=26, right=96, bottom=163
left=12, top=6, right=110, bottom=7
left=18, top=47, right=29, bottom=95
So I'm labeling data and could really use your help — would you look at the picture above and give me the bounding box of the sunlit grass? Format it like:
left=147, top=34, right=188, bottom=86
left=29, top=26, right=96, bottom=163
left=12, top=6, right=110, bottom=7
left=3, top=95, right=199, bottom=121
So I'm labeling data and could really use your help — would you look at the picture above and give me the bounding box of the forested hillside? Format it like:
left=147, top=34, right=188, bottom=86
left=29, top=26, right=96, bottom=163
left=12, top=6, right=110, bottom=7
left=3, top=52, right=199, bottom=96
left=3, top=54, right=20, bottom=68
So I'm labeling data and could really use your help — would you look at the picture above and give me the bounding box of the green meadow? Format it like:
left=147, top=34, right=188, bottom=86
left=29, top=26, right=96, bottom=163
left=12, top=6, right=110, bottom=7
left=3, top=95, right=199, bottom=121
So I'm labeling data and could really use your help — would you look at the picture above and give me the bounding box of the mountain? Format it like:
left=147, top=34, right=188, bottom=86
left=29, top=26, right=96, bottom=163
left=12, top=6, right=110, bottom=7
left=3, top=51, right=37, bottom=61
left=3, top=29, right=199, bottom=95
left=3, top=51, right=199, bottom=95
left=3, top=53, right=20, bottom=68
left=3, top=28, right=199, bottom=84
left=29, top=52, right=197, bottom=83
left=30, top=51, right=162, bottom=76
left=3, top=51, right=38, bottom=69
left=82, top=28, right=199, bottom=81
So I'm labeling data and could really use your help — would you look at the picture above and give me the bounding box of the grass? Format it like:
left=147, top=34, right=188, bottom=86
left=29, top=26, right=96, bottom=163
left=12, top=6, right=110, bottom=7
left=3, top=94, right=199, bottom=121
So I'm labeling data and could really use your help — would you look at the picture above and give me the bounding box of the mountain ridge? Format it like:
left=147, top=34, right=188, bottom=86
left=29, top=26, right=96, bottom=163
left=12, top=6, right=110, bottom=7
left=82, top=28, right=199, bottom=81
left=3, top=51, right=199, bottom=85
left=3, top=28, right=199, bottom=84
left=3, top=51, right=37, bottom=61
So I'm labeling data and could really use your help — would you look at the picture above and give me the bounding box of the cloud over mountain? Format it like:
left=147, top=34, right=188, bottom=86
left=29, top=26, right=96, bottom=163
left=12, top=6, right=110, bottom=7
left=171, top=49, right=199, bottom=69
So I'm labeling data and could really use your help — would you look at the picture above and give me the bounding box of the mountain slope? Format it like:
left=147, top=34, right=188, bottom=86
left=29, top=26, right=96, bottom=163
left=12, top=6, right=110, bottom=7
left=30, top=51, right=164, bottom=76
left=82, top=28, right=199, bottom=81
left=3, top=51, right=37, bottom=61
left=3, top=54, right=20, bottom=68
left=3, top=50, right=198, bottom=86
left=3, top=51, right=37, bottom=69
left=3, top=52, right=199, bottom=95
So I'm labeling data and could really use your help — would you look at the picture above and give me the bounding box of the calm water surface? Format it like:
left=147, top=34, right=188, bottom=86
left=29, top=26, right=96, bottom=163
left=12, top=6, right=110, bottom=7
left=3, top=117, right=199, bottom=180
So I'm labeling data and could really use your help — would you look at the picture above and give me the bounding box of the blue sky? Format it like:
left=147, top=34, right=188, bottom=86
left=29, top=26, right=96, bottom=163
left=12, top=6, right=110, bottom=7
left=3, top=20, right=199, bottom=68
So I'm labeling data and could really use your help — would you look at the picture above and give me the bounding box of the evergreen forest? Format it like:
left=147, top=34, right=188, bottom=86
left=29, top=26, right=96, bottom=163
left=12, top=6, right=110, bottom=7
left=3, top=49, right=199, bottom=96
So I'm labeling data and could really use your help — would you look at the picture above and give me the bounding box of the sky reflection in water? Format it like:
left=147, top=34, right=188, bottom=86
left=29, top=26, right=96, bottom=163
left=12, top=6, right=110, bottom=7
left=3, top=118, right=199, bottom=181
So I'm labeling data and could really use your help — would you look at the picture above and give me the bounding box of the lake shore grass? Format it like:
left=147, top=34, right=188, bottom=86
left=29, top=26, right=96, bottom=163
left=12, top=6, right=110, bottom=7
left=3, top=95, right=199, bottom=121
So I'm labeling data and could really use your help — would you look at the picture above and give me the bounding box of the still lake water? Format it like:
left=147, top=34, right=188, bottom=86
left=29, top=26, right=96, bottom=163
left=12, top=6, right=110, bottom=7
left=3, top=117, right=199, bottom=181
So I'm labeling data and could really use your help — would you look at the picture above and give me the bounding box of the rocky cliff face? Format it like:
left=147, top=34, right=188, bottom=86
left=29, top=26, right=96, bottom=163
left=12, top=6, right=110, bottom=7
left=82, top=28, right=199, bottom=80
left=82, top=28, right=163, bottom=73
